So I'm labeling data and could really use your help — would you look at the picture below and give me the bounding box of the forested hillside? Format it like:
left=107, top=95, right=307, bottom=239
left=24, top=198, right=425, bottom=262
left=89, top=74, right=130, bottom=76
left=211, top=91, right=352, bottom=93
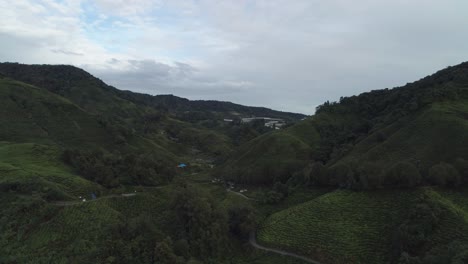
left=219, top=62, right=468, bottom=189
left=0, top=63, right=304, bottom=264
left=215, top=62, right=468, bottom=264
left=2, top=62, right=468, bottom=264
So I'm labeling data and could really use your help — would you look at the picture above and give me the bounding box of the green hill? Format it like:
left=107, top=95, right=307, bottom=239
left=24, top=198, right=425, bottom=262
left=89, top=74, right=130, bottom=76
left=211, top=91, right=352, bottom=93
left=0, top=62, right=305, bottom=121
left=218, top=62, right=468, bottom=186
left=0, top=63, right=306, bottom=263
left=0, top=142, right=101, bottom=200
left=3, top=61, right=468, bottom=263
left=0, top=62, right=305, bottom=157
left=217, top=119, right=319, bottom=184
left=0, top=77, right=117, bottom=149
left=257, top=187, right=468, bottom=264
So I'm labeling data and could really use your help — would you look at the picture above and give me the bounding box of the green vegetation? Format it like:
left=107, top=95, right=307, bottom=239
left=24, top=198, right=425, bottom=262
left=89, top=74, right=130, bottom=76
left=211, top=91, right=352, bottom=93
left=63, top=148, right=176, bottom=187
left=2, top=61, right=468, bottom=263
left=257, top=188, right=468, bottom=264
left=258, top=189, right=420, bottom=263
left=217, top=119, right=319, bottom=184
left=218, top=62, right=468, bottom=188
left=0, top=142, right=101, bottom=199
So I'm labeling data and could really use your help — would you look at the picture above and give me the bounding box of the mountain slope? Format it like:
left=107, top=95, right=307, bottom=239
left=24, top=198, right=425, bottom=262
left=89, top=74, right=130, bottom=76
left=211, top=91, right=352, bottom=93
left=0, top=77, right=116, bottom=148
left=257, top=187, right=468, bottom=264
left=217, top=119, right=319, bottom=184
left=0, top=62, right=305, bottom=157
left=218, top=62, right=468, bottom=185
left=0, top=62, right=306, bottom=121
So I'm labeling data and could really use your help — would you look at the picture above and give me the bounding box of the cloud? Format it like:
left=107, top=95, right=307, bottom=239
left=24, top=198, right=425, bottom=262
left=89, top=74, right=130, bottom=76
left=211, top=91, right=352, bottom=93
left=1, top=0, right=468, bottom=114
left=51, top=49, right=84, bottom=56
left=90, top=59, right=253, bottom=98
left=92, top=0, right=162, bottom=16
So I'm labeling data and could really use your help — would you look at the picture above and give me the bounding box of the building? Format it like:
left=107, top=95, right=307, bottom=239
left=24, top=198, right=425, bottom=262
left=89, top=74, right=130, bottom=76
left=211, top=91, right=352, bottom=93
left=241, top=117, right=284, bottom=124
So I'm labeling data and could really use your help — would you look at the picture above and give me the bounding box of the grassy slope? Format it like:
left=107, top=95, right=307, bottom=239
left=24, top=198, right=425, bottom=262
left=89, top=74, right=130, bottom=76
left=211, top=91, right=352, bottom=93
left=218, top=119, right=319, bottom=184
left=0, top=63, right=147, bottom=119
left=219, top=65, right=468, bottom=185
left=257, top=187, right=468, bottom=264
left=0, top=63, right=305, bottom=159
left=0, top=77, right=180, bottom=162
left=258, top=189, right=418, bottom=263
left=0, top=189, right=174, bottom=264
left=0, top=142, right=101, bottom=199
left=0, top=78, right=115, bottom=148
left=1, top=170, right=316, bottom=264
left=336, top=100, right=468, bottom=171
left=422, top=188, right=468, bottom=256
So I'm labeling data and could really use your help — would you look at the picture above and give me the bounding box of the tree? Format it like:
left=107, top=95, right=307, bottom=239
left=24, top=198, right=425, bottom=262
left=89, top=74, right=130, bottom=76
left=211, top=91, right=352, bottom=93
left=154, top=237, right=182, bottom=264
left=357, top=162, right=382, bottom=190
left=393, top=200, right=442, bottom=262
left=173, top=239, right=190, bottom=259
left=263, top=190, right=284, bottom=204
left=308, top=162, right=329, bottom=186
left=384, top=162, right=422, bottom=188
left=328, top=163, right=355, bottom=188
left=273, top=181, right=289, bottom=197
left=428, top=162, right=461, bottom=187
left=454, top=158, right=468, bottom=185
left=171, top=185, right=228, bottom=258
left=228, top=206, right=256, bottom=240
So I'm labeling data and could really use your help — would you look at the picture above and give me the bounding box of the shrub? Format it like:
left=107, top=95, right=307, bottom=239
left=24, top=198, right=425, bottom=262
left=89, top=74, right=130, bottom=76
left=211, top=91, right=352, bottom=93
left=454, top=158, right=468, bottom=184
left=228, top=206, right=256, bottom=240
left=393, top=200, right=442, bottom=261
left=384, top=162, right=422, bottom=188
left=308, top=162, right=329, bottom=186
left=428, top=162, right=461, bottom=187
left=357, top=162, right=383, bottom=190
left=328, top=163, right=355, bottom=188
left=263, top=190, right=284, bottom=204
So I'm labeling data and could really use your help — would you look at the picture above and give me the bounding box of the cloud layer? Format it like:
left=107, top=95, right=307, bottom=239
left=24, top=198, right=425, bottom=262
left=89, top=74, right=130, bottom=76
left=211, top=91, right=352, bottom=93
left=1, top=0, right=468, bottom=113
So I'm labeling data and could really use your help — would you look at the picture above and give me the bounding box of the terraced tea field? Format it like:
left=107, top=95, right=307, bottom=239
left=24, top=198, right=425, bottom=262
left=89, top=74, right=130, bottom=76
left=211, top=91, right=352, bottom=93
left=0, top=189, right=174, bottom=263
left=257, top=189, right=422, bottom=264
left=0, top=142, right=101, bottom=198
left=422, top=188, right=468, bottom=253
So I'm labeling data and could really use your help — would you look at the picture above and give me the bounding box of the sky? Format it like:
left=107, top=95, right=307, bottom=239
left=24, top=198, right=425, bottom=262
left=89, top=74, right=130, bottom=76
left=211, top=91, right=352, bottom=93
left=1, top=0, right=468, bottom=114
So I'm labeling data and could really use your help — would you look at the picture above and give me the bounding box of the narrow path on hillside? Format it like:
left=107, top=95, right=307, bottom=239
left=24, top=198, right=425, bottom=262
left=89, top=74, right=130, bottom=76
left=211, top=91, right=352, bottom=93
left=249, top=232, right=323, bottom=264
left=50, top=193, right=137, bottom=206
left=227, top=189, right=257, bottom=201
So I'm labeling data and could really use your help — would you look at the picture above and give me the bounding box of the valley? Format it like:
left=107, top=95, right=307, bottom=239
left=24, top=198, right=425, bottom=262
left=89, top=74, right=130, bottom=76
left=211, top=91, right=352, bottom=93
left=1, top=62, right=468, bottom=263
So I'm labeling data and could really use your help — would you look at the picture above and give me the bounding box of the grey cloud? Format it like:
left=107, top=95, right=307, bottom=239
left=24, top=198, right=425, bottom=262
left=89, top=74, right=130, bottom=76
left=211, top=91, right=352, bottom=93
left=3, top=0, right=468, bottom=114
left=87, top=59, right=252, bottom=99
left=51, top=49, right=84, bottom=56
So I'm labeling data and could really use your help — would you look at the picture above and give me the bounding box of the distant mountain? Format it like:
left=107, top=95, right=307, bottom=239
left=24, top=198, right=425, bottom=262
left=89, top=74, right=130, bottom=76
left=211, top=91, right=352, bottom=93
left=0, top=62, right=306, bottom=121
left=0, top=62, right=305, bottom=154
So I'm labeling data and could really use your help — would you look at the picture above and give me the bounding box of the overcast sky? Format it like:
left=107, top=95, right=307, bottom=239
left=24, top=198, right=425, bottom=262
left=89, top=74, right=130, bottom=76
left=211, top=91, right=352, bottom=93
left=1, top=0, right=468, bottom=114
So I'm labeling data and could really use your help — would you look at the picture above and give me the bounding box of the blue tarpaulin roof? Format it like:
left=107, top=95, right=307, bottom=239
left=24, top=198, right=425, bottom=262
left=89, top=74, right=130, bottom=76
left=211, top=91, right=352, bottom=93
left=178, top=163, right=187, bottom=168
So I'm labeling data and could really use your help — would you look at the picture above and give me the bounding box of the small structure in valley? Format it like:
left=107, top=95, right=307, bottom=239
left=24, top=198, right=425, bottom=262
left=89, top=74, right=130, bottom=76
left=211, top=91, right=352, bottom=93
left=178, top=163, right=187, bottom=168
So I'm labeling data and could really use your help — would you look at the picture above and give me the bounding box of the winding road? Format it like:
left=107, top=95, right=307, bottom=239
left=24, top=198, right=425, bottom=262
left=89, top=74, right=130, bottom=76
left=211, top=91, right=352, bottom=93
left=227, top=189, right=258, bottom=201
left=50, top=193, right=137, bottom=206
left=228, top=188, right=322, bottom=263
left=249, top=232, right=322, bottom=264
left=53, top=185, right=321, bottom=263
